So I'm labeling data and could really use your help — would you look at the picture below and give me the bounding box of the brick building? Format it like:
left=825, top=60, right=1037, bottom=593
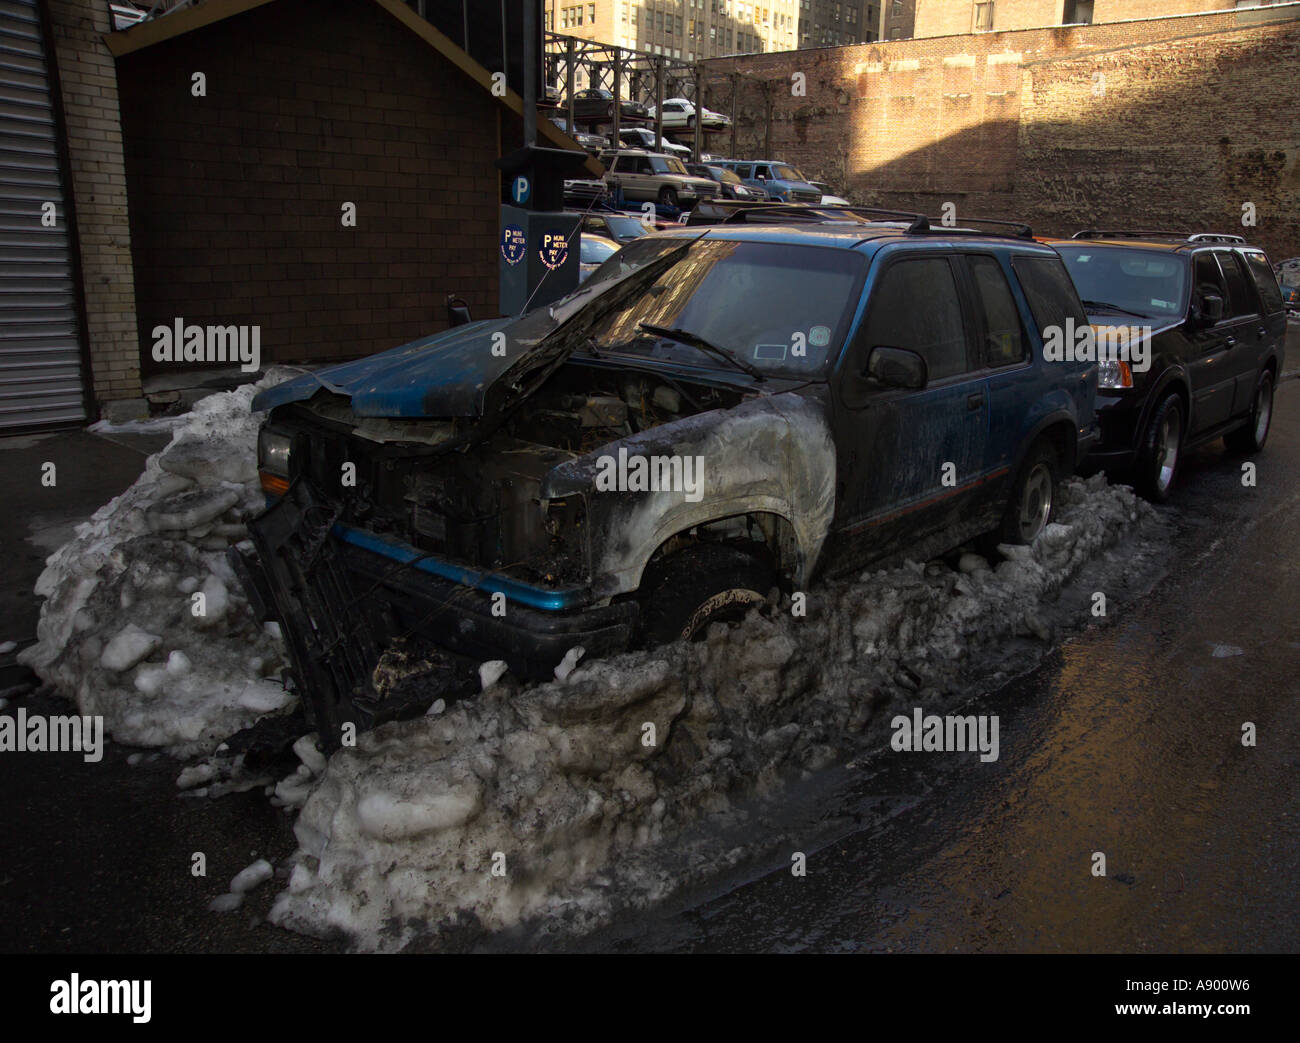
left=15, top=0, right=585, bottom=427
left=701, top=4, right=1300, bottom=262
left=910, top=0, right=1268, bottom=38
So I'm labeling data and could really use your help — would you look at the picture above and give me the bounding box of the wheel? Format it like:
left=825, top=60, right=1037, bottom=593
left=686, top=114, right=696, bottom=129
left=1224, top=371, right=1274, bottom=454
left=1135, top=392, right=1184, bottom=502
left=997, top=441, right=1060, bottom=544
left=658, top=185, right=678, bottom=208
left=639, top=543, right=776, bottom=645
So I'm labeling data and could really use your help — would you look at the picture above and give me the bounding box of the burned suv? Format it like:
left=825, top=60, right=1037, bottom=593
left=238, top=209, right=1097, bottom=742
left=1052, top=231, right=1286, bottom=500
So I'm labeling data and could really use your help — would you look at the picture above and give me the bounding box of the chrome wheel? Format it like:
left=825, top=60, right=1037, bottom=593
left=1254, top=379, right=1273, bottom=445
left=1018, top=462, right=1054, bottom=542
left=1154, top=407, right=1181, bottom=495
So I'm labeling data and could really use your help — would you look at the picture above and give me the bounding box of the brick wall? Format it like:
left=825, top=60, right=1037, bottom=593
left=914, top=0, right=1239, bottom=39
left=116, top=0, right=502, bottom=374
left=702, top=5, right=1300, bottom=263
left=44, top=0, right=142, bottom=405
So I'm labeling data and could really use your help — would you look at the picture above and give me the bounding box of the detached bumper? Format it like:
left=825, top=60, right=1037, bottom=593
left=231, top=481, right=636, bottom=745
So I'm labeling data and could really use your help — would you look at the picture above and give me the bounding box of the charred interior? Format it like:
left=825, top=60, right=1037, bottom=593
left=268, top=363, right=746, bottom=587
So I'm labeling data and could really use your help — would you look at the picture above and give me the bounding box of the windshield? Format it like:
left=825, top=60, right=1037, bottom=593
left=580, top=236, right=865, bottom=377
left=708, top=166, right=742, bottom=185
left=603, top=215, right=649, bottom=240
left=771, top=164, right=805, bottom=181
left=651, top=156, right=688, bottom=175
left=580, top=237, right=619, bottom=264
left=1056, top=246, right=1188, bottom=320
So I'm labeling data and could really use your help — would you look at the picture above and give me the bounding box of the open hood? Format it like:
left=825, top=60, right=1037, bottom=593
left=252, top=233, right=706, bottom=423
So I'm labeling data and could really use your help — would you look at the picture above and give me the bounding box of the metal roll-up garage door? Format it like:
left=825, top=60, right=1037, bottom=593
left=0, top=0, right=87, bottom=429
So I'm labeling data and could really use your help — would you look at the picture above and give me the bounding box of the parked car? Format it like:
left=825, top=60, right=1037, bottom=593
left=579, top=233, right=620, bottom=281
left=1051, top=231, right=1286, bottom=500
left=565, top=88, right=648, bottom=121
left=618, top=126, right=691, bottom=160
left=1276, top=257, right=1300, bottom=314
left=598, top=149, right=718, bottom=208
left=808, top=180, right=852, bottom=206
left=685, top=162, right=763, bottom=200
left=549, top=116, right=608, bottom=154
left=714, top=160, right=823, bottom=203
left=239, top=212, right=1098, bottom=742
left=648, top=97, right=730, bottom=129
left=562, top=178, right=609, bottom=208
left=572, top=209, right=653, bottom=246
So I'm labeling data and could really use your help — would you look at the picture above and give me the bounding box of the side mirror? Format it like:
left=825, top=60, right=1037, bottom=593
left=1196, top=290, right=1224, bottom=326
left=446, top=294, right=472, bottom=327
left=866, top=346, right=927, bottom=389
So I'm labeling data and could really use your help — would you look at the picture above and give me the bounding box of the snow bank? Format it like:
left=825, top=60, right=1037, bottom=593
left=19, top=372, right=298, bottom=757
left=271, top=475, right=1159, bottom=951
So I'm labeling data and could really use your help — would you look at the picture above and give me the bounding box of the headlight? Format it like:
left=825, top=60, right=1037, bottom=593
left=1097, top=359, right=1133, bottom=390
left=258, top=428, right=292, bottom=477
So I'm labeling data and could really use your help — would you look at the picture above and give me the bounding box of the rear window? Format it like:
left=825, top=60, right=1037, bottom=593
left=1242, top=252, right=1284, bottom=314
left=1013, top=254, right=1089, bottom=340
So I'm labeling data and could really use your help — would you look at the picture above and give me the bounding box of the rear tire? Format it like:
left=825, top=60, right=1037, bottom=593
left=997, top=441, right=1060, bottom=545
left=1224, top=371, right=1273, bottom=454
left=1136, top=392, right=1184, bottom=502
left=639, top=543, right=775, bottom=646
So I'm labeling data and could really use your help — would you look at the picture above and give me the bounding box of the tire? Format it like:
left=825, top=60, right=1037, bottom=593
left=997, top=441, right=1060, bottom=545
left=658, top=185, right=678, bottom=208
left=687, top=114, right=696, bottom=129
left=639, top=543, right=776, bottom=646
left=1224, top=371, right=1274, bottom=454
left=1135, top=392, right=1184, bottom=502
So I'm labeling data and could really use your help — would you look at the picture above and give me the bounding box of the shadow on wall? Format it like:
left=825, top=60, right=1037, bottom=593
left=703, top=22, right=1300, bottom=260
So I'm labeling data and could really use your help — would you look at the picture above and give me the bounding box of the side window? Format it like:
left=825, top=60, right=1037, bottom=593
left=967, top=255, right=1026, bottom=367
left=1194, top=251, right=1227, bottom=300
left=1242, top=252, right=1284, bottom=314
left=1012, top=254, right=1088, bottom=342
left=1215, top=250, right=1257, bottom=317
left=857, top=257, right=969, bottom=384
left=754, top=165, right=770, bottom=179
left=634, top=158, right=653, bottom=175
left=733, top=164, right=752, bottom=179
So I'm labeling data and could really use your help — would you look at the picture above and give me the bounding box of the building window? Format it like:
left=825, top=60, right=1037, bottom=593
left=1063, top=0, right=1093, bottom=24
left=588, top=3, right=595, bottom=23
left=973, top=2, right=994, bottom=32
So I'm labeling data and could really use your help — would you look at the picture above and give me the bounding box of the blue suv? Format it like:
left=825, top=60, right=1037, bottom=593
left=714, top=159, right=824, bottom=203
left=239, top=206, right=1098, bottom=741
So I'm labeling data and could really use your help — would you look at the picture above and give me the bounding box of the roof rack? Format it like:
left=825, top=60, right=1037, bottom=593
left=691, top=199, right=1034, bottom=238
left=1072, top=229, right=1248, bottom=244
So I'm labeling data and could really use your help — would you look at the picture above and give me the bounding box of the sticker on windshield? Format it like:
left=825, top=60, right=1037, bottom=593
left=501, top=225, right=526, bottom=265
left=809, top=325, right=831, bottom=347
left=754, top=343, right=788, bottom=362
left=1150, top=298, right=1173, bottom=309
left=539, top=231, right=569, bottom=270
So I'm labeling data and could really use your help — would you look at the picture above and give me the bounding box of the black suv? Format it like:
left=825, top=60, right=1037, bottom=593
left=1051, top=231, right=1286, bottom=500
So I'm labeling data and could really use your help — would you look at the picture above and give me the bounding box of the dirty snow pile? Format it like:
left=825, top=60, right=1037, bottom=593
left=271, top=475, right=1159, bottom=951
left=19, top=371, right=299, bottom=756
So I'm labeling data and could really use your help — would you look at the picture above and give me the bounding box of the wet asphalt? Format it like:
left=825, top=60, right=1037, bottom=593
left=1, top=347, right=1297, bottom=954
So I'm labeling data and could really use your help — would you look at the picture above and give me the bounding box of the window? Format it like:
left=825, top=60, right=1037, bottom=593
left=1057, top=246, right=1186, bottom=321
left=1063, top=0, right=1093, bottom=24
left=588, top=3, right=596, bottom=22
left=1012, top=254, right=1088, bottom=341
left=859, top=258, right=970, bottom=382
left=1215, top=250, right=1257, bottom=318
left=973, top=2, right=994, bottom=32
left=1242, top=252, right=1284, bottom=314
left=1193, top=251, right=1227, bottom=306
left=968, top=255, right=1025, bottom=367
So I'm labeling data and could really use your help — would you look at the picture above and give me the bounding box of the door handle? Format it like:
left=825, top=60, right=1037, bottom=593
left=1225, top=336, right=1237, bottom=348
left=967, top=393, right=983, bottom=411
left=1258, top=327, right=1268, bottom=338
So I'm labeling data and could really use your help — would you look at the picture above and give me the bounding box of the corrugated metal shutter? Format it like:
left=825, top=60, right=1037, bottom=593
left=0, top=0, right=87, bottom=428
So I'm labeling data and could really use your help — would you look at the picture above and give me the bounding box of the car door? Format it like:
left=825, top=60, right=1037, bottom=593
left=824, top=251, right=987, bottom=573
left=1214, top=249, right=1267, bottom=416
left=1240, top=248, right=1288, bottom=367
left=1184, top=250, right=1236, bottom=434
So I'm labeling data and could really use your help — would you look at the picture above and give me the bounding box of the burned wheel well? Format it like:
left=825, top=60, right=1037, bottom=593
left=641, top=511, right=800, bottom=588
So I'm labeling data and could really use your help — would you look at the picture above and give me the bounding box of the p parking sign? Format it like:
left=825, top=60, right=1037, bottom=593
left=511, top=176, right=531, bottom=206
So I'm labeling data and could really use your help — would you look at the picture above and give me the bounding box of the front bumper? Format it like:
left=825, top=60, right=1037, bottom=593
left=232, top=481, right=636, bottom=745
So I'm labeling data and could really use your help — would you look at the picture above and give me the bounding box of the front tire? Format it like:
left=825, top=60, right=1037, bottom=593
left=639, top=544, right=775, bottom=646
left=658, top=185, right=679, bottom=208
left=1224, top=371, right=1273, bottom=454
left=1136, top=392, right=1184, bottom=502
